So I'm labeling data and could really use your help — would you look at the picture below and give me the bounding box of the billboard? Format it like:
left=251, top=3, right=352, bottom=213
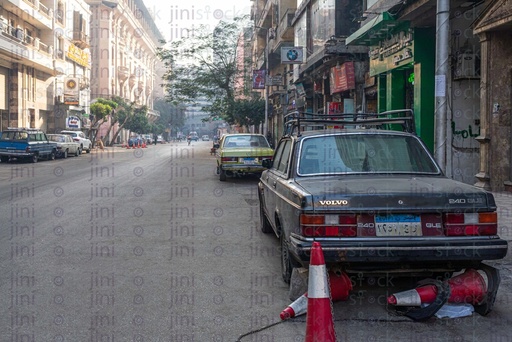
left=252, top=69, right=266, bottom=89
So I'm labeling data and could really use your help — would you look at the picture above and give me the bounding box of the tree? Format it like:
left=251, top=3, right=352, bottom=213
left=90, top=98, right=117, bottom=146
left=158, top=16, right=262, bottom=129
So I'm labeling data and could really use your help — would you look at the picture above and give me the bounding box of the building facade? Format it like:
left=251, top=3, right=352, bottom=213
left=251, top=0, right=512, bottom=191
left=86, top=0, right=163, bottom=143
left=0, top=0, right=90, bottom=131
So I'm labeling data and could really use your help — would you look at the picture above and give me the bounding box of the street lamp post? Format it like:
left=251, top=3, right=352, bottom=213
left=264, top=30, right=269, bottom=136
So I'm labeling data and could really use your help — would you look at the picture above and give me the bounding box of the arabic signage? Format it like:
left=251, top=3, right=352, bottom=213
left=369, top=29, right=414, bottom=75
left=66, top=43, right=90, bottom=67
left=66, top=115, right=81, bottom=129
left=330, top=61, right=355, bottom=94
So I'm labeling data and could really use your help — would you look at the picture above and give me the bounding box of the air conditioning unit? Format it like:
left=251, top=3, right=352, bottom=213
left=454, top=53, right=480, bottom=79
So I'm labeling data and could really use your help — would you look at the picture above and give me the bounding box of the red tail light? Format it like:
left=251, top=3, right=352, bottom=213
left=300, top=214, right=357, bottom=237
left=444, top=212, right=497, bottom=236
left=221, top=157, right=237, bottom=162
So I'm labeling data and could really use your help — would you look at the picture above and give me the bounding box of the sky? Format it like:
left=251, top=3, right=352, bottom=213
left=142, top=0, right=253, bottom=43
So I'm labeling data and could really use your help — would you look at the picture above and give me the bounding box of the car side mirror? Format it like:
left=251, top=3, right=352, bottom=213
left=213, top=143, right=220, bottom=149
left=262, top=159, right=273, bottom=169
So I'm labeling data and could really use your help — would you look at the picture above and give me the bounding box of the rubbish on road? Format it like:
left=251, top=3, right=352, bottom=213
left=304, top=241, right=336, bottom=341
left=388, top=264, right=501, bottom=321
left=429, top=303, right=475, bottom=319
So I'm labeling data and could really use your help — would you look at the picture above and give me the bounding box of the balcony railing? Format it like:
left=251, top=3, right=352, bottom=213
left=72, top=31, right=90, bottom=48
left=22, top=0, right=53, bottom=19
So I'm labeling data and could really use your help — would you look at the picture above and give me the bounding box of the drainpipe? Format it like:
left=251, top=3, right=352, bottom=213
left=434, top=0, right=450, bottom=172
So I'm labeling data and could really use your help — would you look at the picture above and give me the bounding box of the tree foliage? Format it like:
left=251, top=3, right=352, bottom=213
left=158, top=16, right=263, bottom=129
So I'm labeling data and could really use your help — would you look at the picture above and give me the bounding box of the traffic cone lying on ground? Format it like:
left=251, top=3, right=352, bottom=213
left=280, top=270, right=352, bottom=320
left=304, top=241, right=336, bottom=342
left=387, top=269, right=488, bottom=306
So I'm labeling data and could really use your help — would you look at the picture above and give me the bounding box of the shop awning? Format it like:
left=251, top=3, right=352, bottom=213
left=346, top=12, right=400, bottom=46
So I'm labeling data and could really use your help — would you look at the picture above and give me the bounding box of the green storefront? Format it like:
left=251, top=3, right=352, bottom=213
left=347, top=13, right=435, bottom=151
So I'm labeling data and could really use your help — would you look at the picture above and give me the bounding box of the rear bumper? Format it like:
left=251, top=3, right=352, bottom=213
left=220, top=163, right=265, bottom=173
left=0, top=150, right=32, bottom=157
left=289, top=235, right=508, bottom=267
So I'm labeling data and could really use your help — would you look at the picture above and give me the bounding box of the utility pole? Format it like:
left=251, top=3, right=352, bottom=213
left=434, top=0, right=450, bottom=172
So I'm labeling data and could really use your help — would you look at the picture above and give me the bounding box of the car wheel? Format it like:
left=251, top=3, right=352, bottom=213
left=63, top=150, right=68, bottom=159
left=30, top=154, right=38, bottom=163
left=281, top=233, right=293, bottom=284
left=49, top=151, right=56, bottom=160
left=259, top=195, right=272, bottom=234
left=75, top=148, right=80, bottom=156
left=79, top=145, right=83, bottom=154
left=219, top=168, right=227, bottom=181
left=0, top=156, right=8, bottom=163
left=86, top=146, right=91, bottom=153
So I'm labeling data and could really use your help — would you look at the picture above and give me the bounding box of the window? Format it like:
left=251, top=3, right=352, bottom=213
left=276, top=140, right=291, bottom=174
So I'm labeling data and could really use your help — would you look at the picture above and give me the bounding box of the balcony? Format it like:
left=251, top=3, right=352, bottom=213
left=277, top=9, right=295, bottom=41
left=20, top=0, right=53, bottom=29
left=72, top=31, right=90, bottom=49
left=118, top=66, right=129, bottom=81
left=256, top=0, right=273, bottom=30
left=0, top=24, right=53, bottom=74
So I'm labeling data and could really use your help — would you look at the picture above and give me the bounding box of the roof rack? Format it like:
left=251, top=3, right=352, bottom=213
left=283, top=109, right=416, bottom=136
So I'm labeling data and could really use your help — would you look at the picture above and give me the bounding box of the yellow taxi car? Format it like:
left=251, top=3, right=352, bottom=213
left=215, top=134, right=274, bottom=181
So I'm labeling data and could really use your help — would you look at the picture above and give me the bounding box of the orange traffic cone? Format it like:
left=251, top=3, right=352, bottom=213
left=280, top=271, right=352, bottom=320
left=304, top=241, right=336, bottom=342
left=387, top=269, right=488, bottom=306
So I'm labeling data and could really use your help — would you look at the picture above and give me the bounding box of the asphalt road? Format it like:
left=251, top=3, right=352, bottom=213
left=1, top=141, right=511, bottom=341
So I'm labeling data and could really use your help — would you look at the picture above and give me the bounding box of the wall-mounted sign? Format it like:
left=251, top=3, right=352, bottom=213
left=252, top=69, right=265, bottom=89
left=66, top=43, right=90, bottom=67
left=281, top=47, right=304, bottom=64
left=330, top=62, right=355, bottom=94
left=64, top=77, right=79, bottom=105
left=66, top=115, right=81, bottom=129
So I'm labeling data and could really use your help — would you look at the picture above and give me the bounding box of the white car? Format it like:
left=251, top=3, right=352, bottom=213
left=202, top=135, right=210, bottom=141
left=60, top=130, right=92, bottom=153
left=47, top=134, right=81, bottom=158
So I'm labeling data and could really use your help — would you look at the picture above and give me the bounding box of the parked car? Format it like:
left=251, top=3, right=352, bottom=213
left=258, top=110, right=508, bottom=287
left=143, top=134, right=153, bottom=144
left=215, top=133, right=274, bottom=181
left=157, top=135, right=164, bottom=143
left=0, top=128, right=57, bottom=163
left=47, top=134, right=81, bottom=158
left=202, top=135, right=210, bottom=141
left=60, top=130, right=92, bottom=153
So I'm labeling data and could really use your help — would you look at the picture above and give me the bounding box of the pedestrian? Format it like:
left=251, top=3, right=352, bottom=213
left=153, top=134, right=157, bottom=145
left=187, top=135, right=191, bottom=145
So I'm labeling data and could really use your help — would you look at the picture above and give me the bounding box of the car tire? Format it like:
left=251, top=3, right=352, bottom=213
left=259, top=195, right=273, bottom=234
left=48, top=151, right=56, bottom=160
left=75, top=148, right=80, bottom=156
left=30, top=154, right=38, bottom=163
left=63, top=150, right=68, bottom=159
left=219, top=168, right=227, bottom=181
left=0, top=156, right=8, bottom=163
left=86, top=145, right=91, bottom=153
left=281, top=233, right=293, bottom=284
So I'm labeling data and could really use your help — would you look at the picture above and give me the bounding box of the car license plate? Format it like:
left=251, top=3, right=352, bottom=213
left=241, top=158, right=257, bottom=164
left=375, top=214, right=422, bottom=236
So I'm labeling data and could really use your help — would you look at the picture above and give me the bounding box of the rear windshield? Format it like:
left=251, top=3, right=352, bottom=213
left=49, top=135, right=66, bottom=142
left=223, top=135, right=270, bottom=148
left=0, top=131, right=29, bottom=141
left=298, top=134, right=440, bottom=175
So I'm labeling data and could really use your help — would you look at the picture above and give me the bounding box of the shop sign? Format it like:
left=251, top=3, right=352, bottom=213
left=252, top=69, right=265, bottom=89
left=369, top=29, right=414, bottom=74
left=67, top=44, right=90, bottom=67
left=66, top=115, right=81, bottom=129
left=330, top=62, right=355, bottom=94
